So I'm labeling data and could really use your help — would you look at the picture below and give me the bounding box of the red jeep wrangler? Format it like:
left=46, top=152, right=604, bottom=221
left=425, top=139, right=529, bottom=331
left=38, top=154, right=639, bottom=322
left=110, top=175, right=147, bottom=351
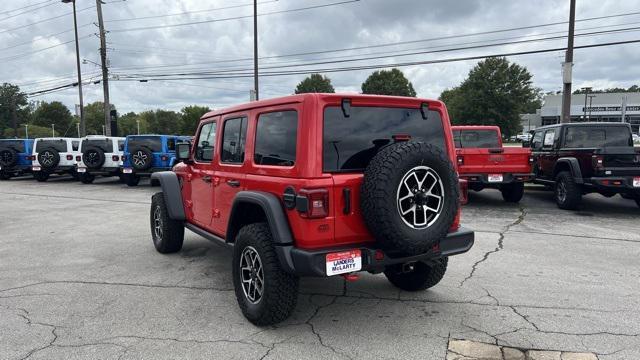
left=452, top=125, right=533, bottom=203
left=150, top=94, right=474, bottom=325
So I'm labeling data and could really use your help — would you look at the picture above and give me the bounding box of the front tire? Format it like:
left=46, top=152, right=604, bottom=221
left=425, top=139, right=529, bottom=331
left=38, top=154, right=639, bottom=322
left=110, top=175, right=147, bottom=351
left=150, top=192, right=184, bottom=253
left=384, top=258, right=448, bottom=291
left=232, top=223, right=299, bottom=326
left=79, top=173, right=95, bottom=184
left=555, top=171, right=581, bottom=210
left=124, top=173, right=141, bottom=187
left=500, top=182, right=524, bottom=203
left=33, top=171, right=50, bottom=182
left=0, top=171, right=11, bottom=180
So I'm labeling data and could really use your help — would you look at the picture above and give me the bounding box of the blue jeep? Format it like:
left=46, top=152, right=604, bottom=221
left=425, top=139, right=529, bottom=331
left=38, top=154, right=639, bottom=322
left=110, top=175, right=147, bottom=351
left=121, top=135, right=191, bottom=186
left=0, top=139, right=34, bottom=180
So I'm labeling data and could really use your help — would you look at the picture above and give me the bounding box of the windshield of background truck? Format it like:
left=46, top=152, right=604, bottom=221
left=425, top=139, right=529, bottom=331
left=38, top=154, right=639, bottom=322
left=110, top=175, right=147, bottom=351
left=323, top=106, right=445, bottom=172
left=453, top=129, right=501, bottom=148
left=564, top=126, right=632, bottom=148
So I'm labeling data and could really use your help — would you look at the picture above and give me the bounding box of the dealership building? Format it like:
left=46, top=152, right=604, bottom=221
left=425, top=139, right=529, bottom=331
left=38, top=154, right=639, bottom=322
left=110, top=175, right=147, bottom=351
left=521, top=92, right=640, bottom=134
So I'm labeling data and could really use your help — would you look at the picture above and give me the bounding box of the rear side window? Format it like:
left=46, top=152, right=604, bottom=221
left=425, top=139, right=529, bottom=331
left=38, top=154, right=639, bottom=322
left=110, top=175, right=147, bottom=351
left=127, top=136, right=162, bottom=152
left=167, top=139, right=175, bottom=151
left=195, top=122, right=216, bottom=162
left=254, top=111, right=298, bottom=166
left=543, top=129, right=556, bottom=148
left=82, top=139, right=113, bottom=153
left=0, top=140, right=26, bottom=153
left=564, top=126, right=632, bottom=148
left=531, top=131, right=543, bottom=150
left=453, top=130, right=500, bottom=148
left=118, top=140, right=125, bottom=152
left=71, top=141, right=79, bottom=151
left=221, top=117, right=247, bottom=164
left=323, top=106, right=445, bottom=172
left=36, top=140, right=67, bottom=152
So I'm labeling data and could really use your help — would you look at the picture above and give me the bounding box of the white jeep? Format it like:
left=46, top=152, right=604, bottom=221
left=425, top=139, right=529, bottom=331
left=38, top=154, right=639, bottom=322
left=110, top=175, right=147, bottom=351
left=31, top=137, right=81, bottom=182
left=76, top=135, right=125, bottom=184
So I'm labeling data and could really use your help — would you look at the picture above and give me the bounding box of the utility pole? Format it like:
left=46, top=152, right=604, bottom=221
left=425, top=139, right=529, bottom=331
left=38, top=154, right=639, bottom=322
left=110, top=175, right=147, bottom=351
left=62, top=0, right=85, bottom=136
left=253, top=0, right=259, bottom=101
left=96, top=0, right=111, bottom=136
left=560, top=0, right=576, bottom=123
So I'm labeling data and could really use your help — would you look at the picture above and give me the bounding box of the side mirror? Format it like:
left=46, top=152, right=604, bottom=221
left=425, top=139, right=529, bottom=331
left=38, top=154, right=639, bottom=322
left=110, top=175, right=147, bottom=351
left=522, top=141, right=530, bottom=148
left=176, top=143, right=191, bottom=162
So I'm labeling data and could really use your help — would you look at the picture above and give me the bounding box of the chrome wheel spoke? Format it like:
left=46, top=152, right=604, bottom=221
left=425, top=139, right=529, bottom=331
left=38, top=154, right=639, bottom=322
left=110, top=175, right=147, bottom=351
left=239, top=246, right=264, bottom=304
left=396, top=166, right=445, bottom=229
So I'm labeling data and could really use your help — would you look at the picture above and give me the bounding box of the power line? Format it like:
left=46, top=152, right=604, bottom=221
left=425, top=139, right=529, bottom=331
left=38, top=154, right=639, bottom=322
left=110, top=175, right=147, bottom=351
left=109, top=0, right=360, bottom=33
left=105, top=0, right=279, bottom=22
left=0, top=0, right=54, bottom=16
left=0, top=25, right=92, bottom=52
left=0, top=1, right=57, bottom=22
left=0, top=5, right=95, bottom=35
left=0, top=35, right=93, bottom=62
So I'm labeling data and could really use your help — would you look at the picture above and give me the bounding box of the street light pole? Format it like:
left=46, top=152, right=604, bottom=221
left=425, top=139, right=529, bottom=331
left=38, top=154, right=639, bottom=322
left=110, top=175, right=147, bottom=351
left=62, top=0, right=85, bottom=136
left=136, top=119, right=140, bottom=135
left=52, top=124, right=55, bottom=137
left=582, top=87, right=591, bottom=121
left=253, top=0, right=259, bottom=101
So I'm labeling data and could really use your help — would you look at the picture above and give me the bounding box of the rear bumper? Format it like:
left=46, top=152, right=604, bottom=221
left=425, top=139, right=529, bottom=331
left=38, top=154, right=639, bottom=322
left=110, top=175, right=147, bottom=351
left=78, top=167, right=120, bottom=176
left=588, top=176, right=640, bottom=193
left=122, top=167, right=171, bottom=176
left=460, top=173, right=533, bottom=186
left=0, top=165, right=32, bottom=174
left=276, top=227, right=475, bottom=277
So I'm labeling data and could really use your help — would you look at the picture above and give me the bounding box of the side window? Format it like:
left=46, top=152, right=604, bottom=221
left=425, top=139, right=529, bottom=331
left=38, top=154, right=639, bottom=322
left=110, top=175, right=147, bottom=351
left=254, top=111, right=298, bottom=166
left=543, top=129, right=556, bottom=148
left=452, top=130, right=461, bottom=148
left=531, top=131, right=543, bottom=150
left=167, top=138, right=176, bottom=151
left=72, top=141, right=79, bottom=151
left=195, top=122, right=216, bottom=162
left=221, top=117, right=247, bottom=164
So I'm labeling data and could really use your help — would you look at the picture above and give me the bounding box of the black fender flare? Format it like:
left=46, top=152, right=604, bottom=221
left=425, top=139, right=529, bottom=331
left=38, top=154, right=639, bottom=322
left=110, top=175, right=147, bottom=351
left=150, top=171, right=186, bottom=220
left=227, top=191, right=293, bottom=245
left=555, top=158, right=584, bottom=184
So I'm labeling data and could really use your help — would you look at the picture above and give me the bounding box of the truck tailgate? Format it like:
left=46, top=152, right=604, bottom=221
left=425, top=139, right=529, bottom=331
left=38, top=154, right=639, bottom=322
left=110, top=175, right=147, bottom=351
left=457, top=148, right=532, bottom=174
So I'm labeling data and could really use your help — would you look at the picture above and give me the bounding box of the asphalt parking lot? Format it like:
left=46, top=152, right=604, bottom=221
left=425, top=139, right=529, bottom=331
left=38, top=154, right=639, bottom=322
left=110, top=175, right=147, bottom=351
left=1, top=176, right=639, bottom=360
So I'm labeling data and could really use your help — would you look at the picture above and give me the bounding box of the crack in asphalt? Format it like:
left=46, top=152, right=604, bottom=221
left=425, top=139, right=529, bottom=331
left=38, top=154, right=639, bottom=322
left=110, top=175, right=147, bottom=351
left=509, top=306, right=540, bottom=331
left=458, top=205, right=527, bottom=287
left=508, top=229, right=640, bottom=243
left=303, top=295, right=354, bottom=360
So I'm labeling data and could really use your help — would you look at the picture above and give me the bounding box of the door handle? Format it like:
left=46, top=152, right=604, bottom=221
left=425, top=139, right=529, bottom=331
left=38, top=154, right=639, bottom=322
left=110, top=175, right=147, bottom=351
left=226, top=179, right=240, bottom=187
left=202, top=175, right=212, bottom=183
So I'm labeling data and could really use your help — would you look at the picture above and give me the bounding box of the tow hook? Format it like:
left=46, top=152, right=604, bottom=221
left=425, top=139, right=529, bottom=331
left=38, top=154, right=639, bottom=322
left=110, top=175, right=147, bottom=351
left=402, top=262, right=416, bottom=273
left=341, top=273, right=359, bottom=282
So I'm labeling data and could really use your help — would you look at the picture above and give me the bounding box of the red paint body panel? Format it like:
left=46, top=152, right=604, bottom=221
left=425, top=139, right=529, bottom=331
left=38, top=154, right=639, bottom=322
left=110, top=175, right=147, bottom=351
left=176, top=94, right=461, bottom=250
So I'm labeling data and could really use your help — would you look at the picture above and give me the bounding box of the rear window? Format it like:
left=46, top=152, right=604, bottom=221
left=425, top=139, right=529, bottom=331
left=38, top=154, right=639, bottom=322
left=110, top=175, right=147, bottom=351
left=564, top=126, right=632, bottom=148
left=0, top=140, right=26, bottom=153
left=81, top=139, right=113, bottom=153
left=323, top=106, right=446, bottom=172
left=254, top=110, right=298, bottom=166
left=453, top=130, right=500, bottom=148
left=127, top=136, right=162, bottom=152
left=36, top=139, right=67, bottom=152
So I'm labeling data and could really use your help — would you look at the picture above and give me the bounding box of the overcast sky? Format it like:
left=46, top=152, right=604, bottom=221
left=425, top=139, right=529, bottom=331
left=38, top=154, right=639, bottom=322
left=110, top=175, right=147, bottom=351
left=1, top=0, right=640, bottom=115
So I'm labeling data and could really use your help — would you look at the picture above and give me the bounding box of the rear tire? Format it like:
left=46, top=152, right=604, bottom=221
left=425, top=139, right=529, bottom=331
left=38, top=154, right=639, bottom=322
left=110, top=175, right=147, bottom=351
left=0, top=171, right=11, bottom=180
left=384, top=258, right=448, bottom=291
left=33, top=171, right=49, bottom=182
left=500, top=182, right=524, bottom=203
left=150, top=192, right=184, bottom=253
left=232, top=223, right=299, bottom=326
left=79, top=173, right=95, bottom=184
left=555, top=171, right=582, bottom=210
left=124, top=173, right=140, bottom=187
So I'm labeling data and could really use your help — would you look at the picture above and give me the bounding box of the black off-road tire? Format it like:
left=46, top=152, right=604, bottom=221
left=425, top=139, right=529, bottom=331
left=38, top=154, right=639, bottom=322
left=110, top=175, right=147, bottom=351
left=361, top=142, right=459, bottom=256
left=130, top=147, right=154, bottom=171
left=232, top=223, right=299, bottom=326
left=33, top=171, right=50, bottom=182
left=555, top=171, right=582, bottom=210
left=37, top=148, right=60, bottom=170
left=0, top=170, right=12, bottom=180
left=384, top=257, right=448, bottom=291
left=500, top=182, right=524, bottom=203
left=79, top=173, right=95, bottom=184
left=0, top=149, right=18, bottom=168
left=150, top=192, right=184, bottom=253
left=124, top=173, right=140, bottom=187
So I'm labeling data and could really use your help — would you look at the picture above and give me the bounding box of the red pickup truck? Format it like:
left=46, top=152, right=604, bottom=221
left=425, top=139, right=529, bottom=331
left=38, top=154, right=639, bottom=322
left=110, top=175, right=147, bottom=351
left=452, top=125, right=533, bottom=203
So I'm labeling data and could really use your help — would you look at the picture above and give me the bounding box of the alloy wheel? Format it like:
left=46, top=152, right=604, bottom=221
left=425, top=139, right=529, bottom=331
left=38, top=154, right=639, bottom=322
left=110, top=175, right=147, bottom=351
left=396, top=166, right=445, bottom=229
left=239, top=246, right=264, bottom=304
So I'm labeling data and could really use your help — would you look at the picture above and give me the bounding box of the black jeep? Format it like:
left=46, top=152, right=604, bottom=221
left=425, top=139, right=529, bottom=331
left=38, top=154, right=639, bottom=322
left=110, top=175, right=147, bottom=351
left=529, top=122, right=640, bottom=209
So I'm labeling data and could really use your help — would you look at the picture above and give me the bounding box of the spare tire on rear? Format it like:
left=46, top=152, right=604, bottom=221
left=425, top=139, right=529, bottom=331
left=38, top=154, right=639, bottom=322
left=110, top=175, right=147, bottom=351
left=0, top=149, right=18, bottom=168
left=82, top=146, right=105, bottom=170
left=130, top=147, right=153, bottom=171
left=361, top=142, right=459, bottom=256
left=38, top=148, right=60, bottom=170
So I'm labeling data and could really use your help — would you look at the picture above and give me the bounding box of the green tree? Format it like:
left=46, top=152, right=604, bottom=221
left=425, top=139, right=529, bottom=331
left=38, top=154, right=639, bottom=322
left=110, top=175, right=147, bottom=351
left=574, top=85, right=640, bottom=94
left=0, top=83, right=28, bottom=137
left=84, top=102, right=107, bottom=135
left=295, top=73, right=335, bottom=94
left=361, top=68, right=416, bottom=97
left=31, top=101, right=73, bottom=135
left=140, top=109, right=181, bottom=135
left=439, top=57, right=541, bottom=137
left=118, top=112, right=141, bottom=136
left=180, top=105, right=210, bottom=135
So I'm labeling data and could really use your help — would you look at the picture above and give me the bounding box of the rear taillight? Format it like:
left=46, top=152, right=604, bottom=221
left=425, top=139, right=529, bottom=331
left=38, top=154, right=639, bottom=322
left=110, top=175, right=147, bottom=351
left=458, top=179, right=469, bottom=205
left=27, top=156, right=34, bottom=160
left=457, top=155, right=464, bottom=166
left=297, top=188, right=329, bottom=219
left=76, top=155, right=81, bottom=162
left=161, top=155, right=169, bottom=161
left=66, top=155, right=73, bottom=160
left=112, top=155, right=120, bottom=161
left=592, top=155, right=604, bottom=170
left=121, top=155, right=127, bottom=161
